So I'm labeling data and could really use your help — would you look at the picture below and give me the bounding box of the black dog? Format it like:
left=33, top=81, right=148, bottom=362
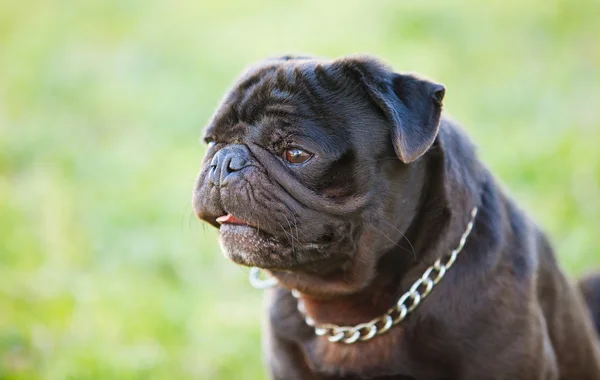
left=193, top=55, right=600, bottom=379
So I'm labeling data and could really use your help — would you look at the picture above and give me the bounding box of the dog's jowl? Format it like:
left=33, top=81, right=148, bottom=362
left=193, top=55, right=600, bottom=380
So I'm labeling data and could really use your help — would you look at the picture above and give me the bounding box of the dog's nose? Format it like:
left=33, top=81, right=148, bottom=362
left=208, top=144, right=251, bottom=186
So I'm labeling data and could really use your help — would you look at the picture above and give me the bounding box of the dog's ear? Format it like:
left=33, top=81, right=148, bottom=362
left=335, top=56, right=445, bottom=163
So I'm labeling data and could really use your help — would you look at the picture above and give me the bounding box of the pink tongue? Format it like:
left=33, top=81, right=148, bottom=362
left=216, top=214, right=248, bottom=225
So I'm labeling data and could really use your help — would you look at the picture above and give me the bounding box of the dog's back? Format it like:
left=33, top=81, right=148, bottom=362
left=579, top=274, right=600, bottom=337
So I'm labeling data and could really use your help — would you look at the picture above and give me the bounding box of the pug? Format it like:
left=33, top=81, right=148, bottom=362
left=193, top=55, right=600, bottom=380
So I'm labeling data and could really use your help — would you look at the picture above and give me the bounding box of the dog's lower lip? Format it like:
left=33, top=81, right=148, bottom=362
left=216, top=214, right=249, bottom=225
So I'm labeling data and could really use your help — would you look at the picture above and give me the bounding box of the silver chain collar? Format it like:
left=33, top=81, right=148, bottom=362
left=249, top=207, right=478, bottom=344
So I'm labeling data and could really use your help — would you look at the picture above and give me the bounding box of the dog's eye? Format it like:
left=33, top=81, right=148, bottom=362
left=284, top=148, right=313, bottom=165
left=203, top=137, right=216, bottom=148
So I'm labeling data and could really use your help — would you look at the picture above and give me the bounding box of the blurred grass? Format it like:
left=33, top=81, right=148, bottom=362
left=0, top=0, right=599, bottom=379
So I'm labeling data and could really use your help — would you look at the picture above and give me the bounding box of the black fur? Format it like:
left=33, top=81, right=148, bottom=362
left=193, top=55, right=600, bottom=379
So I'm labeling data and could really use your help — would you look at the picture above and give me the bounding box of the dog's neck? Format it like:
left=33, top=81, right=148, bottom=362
left=297, top=251, right=410, bottom=326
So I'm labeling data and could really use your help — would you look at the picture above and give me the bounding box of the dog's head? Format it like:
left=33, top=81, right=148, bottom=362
left=192, top=55, right=445, bottom=296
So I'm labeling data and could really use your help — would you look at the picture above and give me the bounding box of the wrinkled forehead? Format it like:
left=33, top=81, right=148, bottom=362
left=204, top=59, right=363, bottom=153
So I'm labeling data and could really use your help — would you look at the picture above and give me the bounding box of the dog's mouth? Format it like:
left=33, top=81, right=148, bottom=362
left=216, top=212, right=288, bottom=269
left=216, top=213, right=250, bottom=226
left=215, top=213, right=345, bottom=272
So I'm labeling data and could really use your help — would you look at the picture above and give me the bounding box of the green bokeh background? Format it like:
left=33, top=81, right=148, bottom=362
left=1, top=1, right=599, bottom=379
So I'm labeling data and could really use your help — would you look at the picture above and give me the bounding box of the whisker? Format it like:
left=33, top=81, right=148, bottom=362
left=276, top=220, right=298, bottom=245
left=377, top=218, right=417, bottom=259
left=189, top=210, right=199, bottom=232
left=292, top=212, right=300, bottom=243
left=373, top=227, right=417, bottom=260
left=280, top=215, right=298, bottom=262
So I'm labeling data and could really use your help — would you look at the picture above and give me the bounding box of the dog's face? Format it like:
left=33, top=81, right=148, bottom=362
left=193, top=56, right=445, bottom=295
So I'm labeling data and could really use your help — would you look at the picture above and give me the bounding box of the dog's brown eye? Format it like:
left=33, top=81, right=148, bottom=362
left=284, top=148, right=312, bottom=164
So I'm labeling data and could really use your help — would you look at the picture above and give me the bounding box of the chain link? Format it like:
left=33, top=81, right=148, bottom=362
left=249, top=267, right=280, bottom=289
left=289, top=207, right=478, bottom=344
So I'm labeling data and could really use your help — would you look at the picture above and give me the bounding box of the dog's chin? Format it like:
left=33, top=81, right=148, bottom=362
left=218, top=224, right=344, bottom=272
left=219, top=224, right=292, bottom=269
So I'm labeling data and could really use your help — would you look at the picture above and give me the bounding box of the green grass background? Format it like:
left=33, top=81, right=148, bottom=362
left=1, top=0, right=599, bottom=379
